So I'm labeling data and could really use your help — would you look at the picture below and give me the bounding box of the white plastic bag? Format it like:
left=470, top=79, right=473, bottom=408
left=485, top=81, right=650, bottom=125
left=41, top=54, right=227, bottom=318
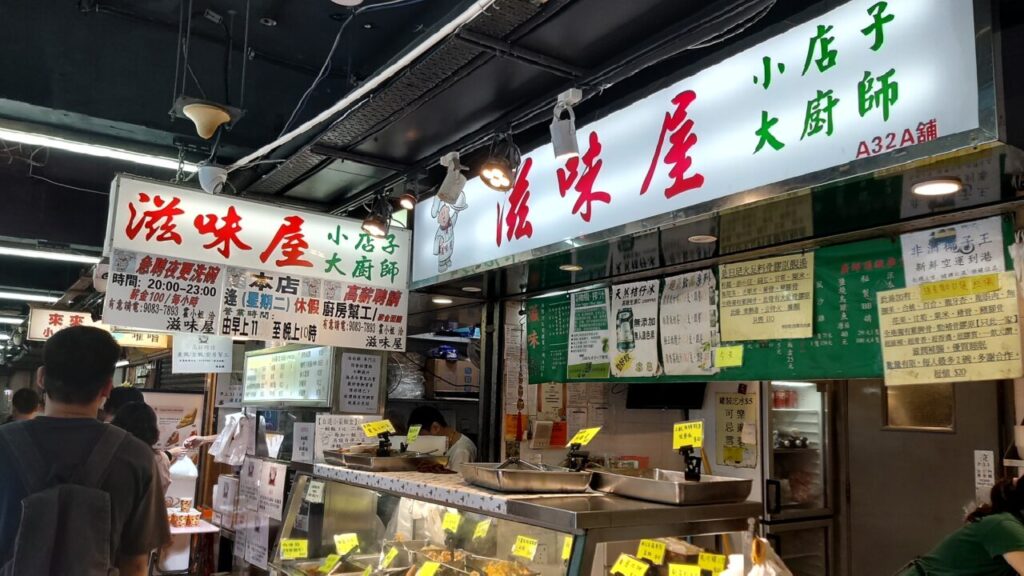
left=748, top=538, right=793, bottom=576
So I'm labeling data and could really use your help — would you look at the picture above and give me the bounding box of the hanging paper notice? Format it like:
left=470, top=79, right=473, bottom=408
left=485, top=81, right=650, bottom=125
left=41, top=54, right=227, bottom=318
left=716, top=393, right=757, bottom=469
left=257, top=461, right=288, bottom=521
left=173, top=334, right=233, bottom=373
left=104, top=249, right=224, bottom=334
left=878, top=272, right=1023, bottom=385
left=660, top=270, right=719, bottom=375
left=221, top=268, right=408, bottom=351
left=611, top=280, right=661, bottom=377
left=900, top=216, right=1005, bottom=286
left=719, top=253, right=814, bottom=341
left=567, top=426, right=601, bottom=446
left=340, top=352, right=381, bottom=414
left=567, top=288, right=611, bottom=379
left=714, top=346, right=744, bottom=368
left=293, top=422, right=316, bottom=464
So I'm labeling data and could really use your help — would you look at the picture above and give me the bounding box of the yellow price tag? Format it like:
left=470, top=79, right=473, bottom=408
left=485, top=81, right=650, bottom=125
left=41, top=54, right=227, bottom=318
left=383, top=547, right=399, bottom=568
left=418, top=561, right=441, bottom=576
left=673, top=421, right=703, bottom=449
left=561, top=536, right=574, bottom=561
left=334, top=533, right=360, bottom=555
left=319, top=554, right=341, bottom=573
left=636, top=540, right=666, bottom=565
left=511, top=535, right=538, bottom=561
left=699, top=552, right=727, bottom=574
left=407, top=424, right=422, bottom=444
left=668, top=564, right=701, bottom=576
left=362, top=420, right=397, bottom=438
left=714, top=345, right=744, bottom=368
left=280, top=539, right=308, bottom=560
left=442, top=511, right=461, bottom=533
left=920, top=273, right=1000, bottom=301
left=473, top=519, right=491, bottom=540
left=568, top=426, right=601, bottom=446
left=610, top=554, right=649, bottom=576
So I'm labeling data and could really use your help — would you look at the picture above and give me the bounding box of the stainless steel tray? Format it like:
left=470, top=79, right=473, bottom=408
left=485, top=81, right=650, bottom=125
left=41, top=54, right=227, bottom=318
left=461, top=461, right=592, bottom=493
left=342, top=452, right=448, bottom=472
left=590, top=469, right=752, bottom=505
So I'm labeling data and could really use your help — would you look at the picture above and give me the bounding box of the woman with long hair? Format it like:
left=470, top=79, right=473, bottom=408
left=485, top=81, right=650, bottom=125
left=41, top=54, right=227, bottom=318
left=111, top=402, right=183, bottom=495
left=897, top=477, right=1024, bottom=575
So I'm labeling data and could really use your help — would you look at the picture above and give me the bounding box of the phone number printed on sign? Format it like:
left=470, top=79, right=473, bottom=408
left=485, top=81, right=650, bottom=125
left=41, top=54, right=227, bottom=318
left=104, top=249, right=223, bottom=334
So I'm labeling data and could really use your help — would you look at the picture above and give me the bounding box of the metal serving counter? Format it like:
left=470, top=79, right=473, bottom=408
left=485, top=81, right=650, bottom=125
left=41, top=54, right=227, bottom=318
left=311, top=463, right=762, bottom=575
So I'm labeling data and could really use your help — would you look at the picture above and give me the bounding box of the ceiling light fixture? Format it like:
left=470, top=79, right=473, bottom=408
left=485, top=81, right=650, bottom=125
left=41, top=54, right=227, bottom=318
left=480, top=132, right=521, bottom=192
left=0, top=245, right=101, bottom=264
left=911, top=177, right=963, bottom=196
left=461, top=286, right=482, bottom=293
left=437, top=151, right=467, bottom=204
left=687, top=234, right=718, bottom=244
left=398, top=192, right=417, bottom=211
left=361, top=194, right=392, bottom=238
left=0, top=335, right=9, bottom=341
left=0, top=127, right=197, bottom=172
left=431, top=297, right=453, bottom=305
left=0, top=317, right=24, bottom=325
left=0, top=290, right=59, bottom=303
left=115, top=359, right=129, bottom=368
left=331, top=0, right=364, bottom=5
left=551, top=88, right=582, bottom=161
left=559, top=263, right=584, bottom=272
left=182, top=103, right=232, bottom=140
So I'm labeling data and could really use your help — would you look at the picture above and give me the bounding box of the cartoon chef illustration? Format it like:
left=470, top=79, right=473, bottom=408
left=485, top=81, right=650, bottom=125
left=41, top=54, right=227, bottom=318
left=432, top=191, right=468, bottom=273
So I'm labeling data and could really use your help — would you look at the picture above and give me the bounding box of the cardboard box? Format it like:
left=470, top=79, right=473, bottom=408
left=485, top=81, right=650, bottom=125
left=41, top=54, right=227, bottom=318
left=425, top=358, right=479, bottom=395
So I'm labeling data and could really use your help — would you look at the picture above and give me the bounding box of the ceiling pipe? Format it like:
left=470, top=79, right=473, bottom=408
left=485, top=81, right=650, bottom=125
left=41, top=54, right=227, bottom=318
left=229, top=0, right=498, bottom=173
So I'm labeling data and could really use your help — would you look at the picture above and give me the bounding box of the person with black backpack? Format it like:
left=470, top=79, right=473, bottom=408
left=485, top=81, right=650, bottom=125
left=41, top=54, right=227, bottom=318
left=0, top=326, right=170, bottom=575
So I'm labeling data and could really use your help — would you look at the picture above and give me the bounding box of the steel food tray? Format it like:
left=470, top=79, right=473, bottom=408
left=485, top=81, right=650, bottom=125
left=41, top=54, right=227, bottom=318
left=590, top=469, right=752, bottom=505
left=342, top=452, right=448, bottom=472
left=461, top=461, right=592, bottom=493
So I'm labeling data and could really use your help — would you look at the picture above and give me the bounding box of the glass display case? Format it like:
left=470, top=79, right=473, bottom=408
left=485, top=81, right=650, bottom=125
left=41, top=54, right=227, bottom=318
left=270, top=467, right=761, bottom=576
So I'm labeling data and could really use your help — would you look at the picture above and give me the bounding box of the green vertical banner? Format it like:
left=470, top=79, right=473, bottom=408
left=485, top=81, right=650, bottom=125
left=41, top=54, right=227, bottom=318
left=526, top=296, right=571, bottom=384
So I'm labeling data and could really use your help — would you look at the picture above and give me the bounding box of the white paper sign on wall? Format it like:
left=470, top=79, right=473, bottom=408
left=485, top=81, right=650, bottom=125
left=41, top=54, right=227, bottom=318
left=173, top=334, right=233, bottom=373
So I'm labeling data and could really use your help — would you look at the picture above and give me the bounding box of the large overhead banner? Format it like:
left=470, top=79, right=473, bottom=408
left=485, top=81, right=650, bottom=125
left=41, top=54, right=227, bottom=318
left=412, top=0, right=983, bottom=285
left=103, top=176, right=411, bottom=351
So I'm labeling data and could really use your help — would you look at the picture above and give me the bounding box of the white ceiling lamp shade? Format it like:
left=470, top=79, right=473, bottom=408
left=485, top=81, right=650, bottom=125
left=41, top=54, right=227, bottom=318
left=437, top=151, right=468, bottom=204
left=0, top=245, right=102, bottom=264
left=0, top=290, right=60, bottom=303
left=0, top=126, right=197, bottom=172
left=551, top=88, right=583, bottom=161
left=331, top=0, right=364, bottom=5
left=182, top=103, right=232, bottom=140
left=911, top=177, right=963, bottom=196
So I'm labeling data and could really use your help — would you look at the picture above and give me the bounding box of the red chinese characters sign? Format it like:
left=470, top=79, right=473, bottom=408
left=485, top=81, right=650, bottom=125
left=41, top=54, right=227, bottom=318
left=107, top=176, right=411, bottom=291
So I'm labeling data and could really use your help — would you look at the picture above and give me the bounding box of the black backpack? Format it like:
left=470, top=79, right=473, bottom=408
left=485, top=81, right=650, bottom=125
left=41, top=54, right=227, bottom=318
left=0, top=425, right=128, bottom=576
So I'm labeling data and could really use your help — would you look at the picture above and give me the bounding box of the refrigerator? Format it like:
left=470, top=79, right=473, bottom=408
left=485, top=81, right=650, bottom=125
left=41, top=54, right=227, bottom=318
left=760, top=380, right=835, bottom=576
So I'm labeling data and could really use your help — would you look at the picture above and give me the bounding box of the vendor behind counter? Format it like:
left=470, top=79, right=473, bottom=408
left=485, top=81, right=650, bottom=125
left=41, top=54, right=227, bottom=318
left=407, top=406, right=477, bottom=471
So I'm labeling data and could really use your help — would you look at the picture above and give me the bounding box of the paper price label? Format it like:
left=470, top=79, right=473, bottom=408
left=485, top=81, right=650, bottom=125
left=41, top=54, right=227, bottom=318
left=568, top=426, right=601, bottom=446
left=921, top=273, right=1000, bottom=301
left=305, top=480, right=325, bottom=504
left=673, top=420, right=704, bottom=449
left=473, top=520, right=491, bottom=540
left=668, top=564, right=701, bottom=576
left=319, top=554, right=341, bottom=573
left=334, top=533, right=360, bottom=555
left=383, top=547, right=399, bottom=568
left=418, top=561, right=441, bottom=576
left=636, top=540, right=666, bottom=565
left=442, top=511, right=461, bottom=533
left=362, top=419, right=396, bottom=437
left=561, top=536, right=574, bottom=561
left=699, top=553, right=727, bottom=574
left=280, top=539, right=308, bottom=560
left=512, top=535, right=538, bottom=561
left=611, top=554, right=649, bottom=576
left=407, top=424, right=422, bottom=444
left=714, top=345, right=744, bottom=368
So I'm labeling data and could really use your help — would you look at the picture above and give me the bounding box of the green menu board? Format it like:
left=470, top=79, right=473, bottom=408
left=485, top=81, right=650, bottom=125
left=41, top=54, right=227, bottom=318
left=526, top=296, right=571, bottom=384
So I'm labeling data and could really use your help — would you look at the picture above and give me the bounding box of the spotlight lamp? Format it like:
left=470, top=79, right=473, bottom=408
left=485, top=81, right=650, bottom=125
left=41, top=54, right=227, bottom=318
left=398, top=192, right=417, bottom=211
left=362, top=193, right=393, bottom=238
left=480, top=132, right=521, bottom=192
left=437, top=151, right=467, bottom=204
left=551, top=88, right=583, bottom=161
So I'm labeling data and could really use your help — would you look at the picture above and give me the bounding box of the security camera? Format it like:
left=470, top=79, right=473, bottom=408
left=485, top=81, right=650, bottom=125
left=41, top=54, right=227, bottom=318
left=198, top=165, right=228, bottom=194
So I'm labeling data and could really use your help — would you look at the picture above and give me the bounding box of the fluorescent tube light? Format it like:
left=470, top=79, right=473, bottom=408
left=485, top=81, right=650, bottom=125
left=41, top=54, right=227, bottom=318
left=0, top=246, right=101, bottom=264
left=0, top=127, right=197, bottom=173
left=0, top=317, right=24, bottom=325
left=0, top=335, right=9, bottom=341
left=0, top=290, right=60, bottom=303
left=115, top=360, right=129, bottom=368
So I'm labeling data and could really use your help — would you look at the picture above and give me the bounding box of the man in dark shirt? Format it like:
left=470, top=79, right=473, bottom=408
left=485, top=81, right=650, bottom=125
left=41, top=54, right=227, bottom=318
left=0, top=326, right=169, bottom=575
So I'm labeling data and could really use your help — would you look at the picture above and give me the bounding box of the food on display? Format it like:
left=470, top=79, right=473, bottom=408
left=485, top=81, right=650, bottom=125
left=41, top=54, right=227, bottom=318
left=177, top=408, right=198, bottom=429
left=416, top=462, right=456, bottom=474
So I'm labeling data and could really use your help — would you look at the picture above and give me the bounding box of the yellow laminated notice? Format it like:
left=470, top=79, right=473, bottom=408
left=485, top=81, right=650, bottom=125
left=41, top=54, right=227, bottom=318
left=473, top=520, right=491, bottom=540
left=636, top=540, right=666, bottom=565
left=568, top=427, right=601, bottom=446
left=442, top=511, right=461, bottom=533
left=383, top=547, right=399, bottom=568
left=714, top=345, right=744, bottom=368
left=561, top=536, right=574, bottom=561
left=334, top=533, right=360, bottom=555
left=361, top=419, right=397, bottom=437
left=698, top=552, right=727, bottom=574
left=920, top=273, right=1000, bottom=301
left=511, top=536, right=538, bottom=561
left=610, top=554, right=649, bottom=576
left=280, top=539, right=308, bottom=560
left=668, top=564, right=701, bottom=576
left=673, top=421, right=703, bottom=449
left=418, top=561, right=441, bottom=576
